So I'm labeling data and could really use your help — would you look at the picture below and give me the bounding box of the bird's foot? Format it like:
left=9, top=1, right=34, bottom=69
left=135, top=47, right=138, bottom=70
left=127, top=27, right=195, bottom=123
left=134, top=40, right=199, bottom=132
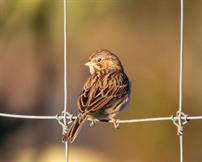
left=89, top=118, right=97, bottom=127
left=110, top=118, right=120, bottom=129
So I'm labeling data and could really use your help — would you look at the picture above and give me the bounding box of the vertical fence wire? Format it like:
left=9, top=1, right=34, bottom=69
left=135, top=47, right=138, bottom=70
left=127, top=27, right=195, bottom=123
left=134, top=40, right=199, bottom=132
left=63, top=0, right=68, bottom=162
left=178, top=0, right=184, bottom=162
left=179, top=0, right=184, bottom=112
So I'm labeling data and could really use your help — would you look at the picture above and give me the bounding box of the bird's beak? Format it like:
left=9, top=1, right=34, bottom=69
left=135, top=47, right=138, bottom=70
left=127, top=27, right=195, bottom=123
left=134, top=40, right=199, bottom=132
left=85, top=61, right=96, bottom=74
left=85, top=61, right=93, bottom=67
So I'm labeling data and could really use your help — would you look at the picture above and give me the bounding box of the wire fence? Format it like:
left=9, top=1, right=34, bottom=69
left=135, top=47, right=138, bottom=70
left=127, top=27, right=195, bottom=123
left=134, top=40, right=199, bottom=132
left=0, top=0, right=202, bottom=162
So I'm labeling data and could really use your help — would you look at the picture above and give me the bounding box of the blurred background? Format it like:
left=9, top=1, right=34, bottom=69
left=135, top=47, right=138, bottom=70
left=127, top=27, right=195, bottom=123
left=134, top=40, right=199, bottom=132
left=0, top=0, right=201, bottom=162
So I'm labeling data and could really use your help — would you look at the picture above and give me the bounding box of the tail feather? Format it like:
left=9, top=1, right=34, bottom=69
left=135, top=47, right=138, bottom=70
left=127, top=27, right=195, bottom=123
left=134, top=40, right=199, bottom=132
left=63, top=113, right=87, bottom=143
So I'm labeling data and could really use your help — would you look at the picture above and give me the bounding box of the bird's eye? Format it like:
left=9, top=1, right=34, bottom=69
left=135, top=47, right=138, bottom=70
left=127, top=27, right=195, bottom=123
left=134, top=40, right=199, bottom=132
left=97, top=57, right=102, bottom=62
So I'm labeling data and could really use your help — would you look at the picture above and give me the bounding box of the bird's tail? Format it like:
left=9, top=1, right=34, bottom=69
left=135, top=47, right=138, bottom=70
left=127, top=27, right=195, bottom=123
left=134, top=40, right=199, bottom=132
left=63, top=113, right=88, bottom=143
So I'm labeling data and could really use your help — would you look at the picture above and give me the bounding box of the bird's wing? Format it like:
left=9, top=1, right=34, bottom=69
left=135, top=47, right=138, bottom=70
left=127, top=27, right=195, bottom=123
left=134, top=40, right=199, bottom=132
left=77, top=71, right=130, bottom=113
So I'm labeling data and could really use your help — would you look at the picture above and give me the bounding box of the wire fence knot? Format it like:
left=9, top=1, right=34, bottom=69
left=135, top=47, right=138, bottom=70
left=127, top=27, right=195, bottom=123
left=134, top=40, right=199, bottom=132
left=56, top=111, right=73, bottom=135
left=171, top=111, right=189, bottom=136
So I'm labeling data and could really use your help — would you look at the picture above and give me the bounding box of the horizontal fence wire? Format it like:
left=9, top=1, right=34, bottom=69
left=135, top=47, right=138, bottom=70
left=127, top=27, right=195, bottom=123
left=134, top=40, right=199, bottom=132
left=0, top=112, right=202, bottom=122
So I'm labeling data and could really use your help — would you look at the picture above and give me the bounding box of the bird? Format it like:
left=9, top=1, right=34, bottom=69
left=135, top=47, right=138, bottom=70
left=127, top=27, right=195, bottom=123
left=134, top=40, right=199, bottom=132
left=63, top=49, right=131, bottom=143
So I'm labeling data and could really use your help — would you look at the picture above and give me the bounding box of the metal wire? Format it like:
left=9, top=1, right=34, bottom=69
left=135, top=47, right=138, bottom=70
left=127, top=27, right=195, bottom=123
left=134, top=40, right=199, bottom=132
left=0, top=112, right=201, bottom=122
left=64, top=0, right=67, bottom=116
left=0, top=113, right=58, bottom=119
left=178, top=1, right=184, bottom=162
left=179, top=0, right=184, bottom=113
left=63, top=0, right=68, bottom=162
left=179, top=135, right=183, bottom=162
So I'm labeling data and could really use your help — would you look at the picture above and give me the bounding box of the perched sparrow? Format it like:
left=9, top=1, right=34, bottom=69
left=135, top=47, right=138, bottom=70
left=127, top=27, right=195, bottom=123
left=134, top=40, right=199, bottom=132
left=63, top=49, right=131, bottom=143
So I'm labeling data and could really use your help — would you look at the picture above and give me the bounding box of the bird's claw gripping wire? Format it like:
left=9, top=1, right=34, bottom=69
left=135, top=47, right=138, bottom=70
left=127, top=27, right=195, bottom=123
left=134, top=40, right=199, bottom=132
left=56, top=111, right=74, bottom=135
left=171, top=111, right=189, bottom=136
left=110, top=118, right=120, bottom=129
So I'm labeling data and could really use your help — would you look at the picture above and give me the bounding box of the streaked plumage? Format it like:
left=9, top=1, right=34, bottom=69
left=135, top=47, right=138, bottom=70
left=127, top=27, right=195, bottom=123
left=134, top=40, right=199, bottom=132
left=63, top=49, right=131, bottom=143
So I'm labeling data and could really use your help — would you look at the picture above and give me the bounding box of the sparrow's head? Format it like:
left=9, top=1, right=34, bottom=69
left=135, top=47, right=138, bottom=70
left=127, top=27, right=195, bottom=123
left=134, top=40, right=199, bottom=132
left=85, top=49, right=123, bottom=74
